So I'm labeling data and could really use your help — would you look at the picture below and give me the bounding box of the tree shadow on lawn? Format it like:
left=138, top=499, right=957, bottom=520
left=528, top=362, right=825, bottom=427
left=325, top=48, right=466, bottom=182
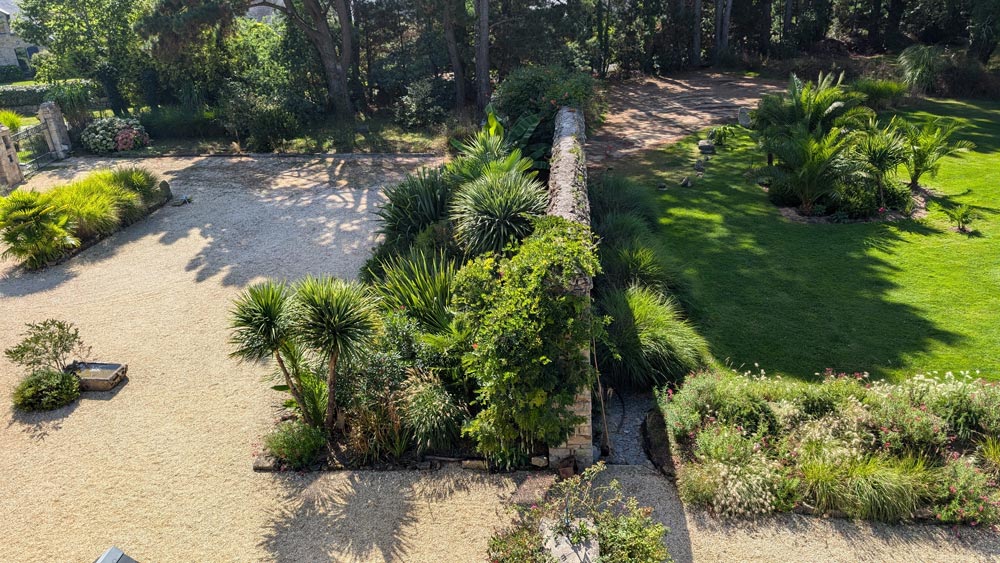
left=906, top=98, right=1000, bottom=154
left=617, top=145, right=964, bottom=379
left=260, top=468, right=517, bottom=562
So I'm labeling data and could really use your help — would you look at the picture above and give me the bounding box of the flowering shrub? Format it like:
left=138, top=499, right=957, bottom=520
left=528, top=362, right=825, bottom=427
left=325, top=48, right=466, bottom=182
left=661, top=368, right=1000, bottom=526
left=81, top=117, right=150, bottom=154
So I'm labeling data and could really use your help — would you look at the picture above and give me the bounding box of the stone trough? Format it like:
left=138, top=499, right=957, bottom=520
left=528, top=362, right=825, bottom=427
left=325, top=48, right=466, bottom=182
left=66, top=361, right=128, bottom=392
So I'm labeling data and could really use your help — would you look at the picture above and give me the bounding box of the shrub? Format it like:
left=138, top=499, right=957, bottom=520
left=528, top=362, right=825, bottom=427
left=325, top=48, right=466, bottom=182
left=598, top=285, right=708, bottom=389
left=46, top=82, right=98, bottom=131
left=851, top=79, right=907, bottom=110
left=47, top=177, right=142, bottom=239
left=12, top=368, right=81, bottom=411
left=102, top=166, right=163, bottom=206
left=264, top=420, right=327, bottom=469
left=139, top=106, right=226, bottom=139
left=373, top=250, right=456, bottom=334
left=450, top=169, right=548, bottom=255
left=0, top=109, right=24, bottom=133
left=395, top=77, right=448, bottom=128
left=219, top=87, right=299, bottom=152
left=81, top=117, right=150, bottom=154
left=0, top=191, right=79, bottom=269
left=596, top=497, right=671, bottom=563
left=898, top=117, right=974, bottom=189
left=455, top=218, right=599, bottom=467
left=943, top=204, right=978, bottom=233
left=400, top=369, right=465, bottom=453
left=0, top=84, right=49, bottom=108
left=5, top=318, right=90, bottom=372
left=0, top=64, right=24, bottom=84
left=376, top=168, right=451, bottom=249
left=898, top=45, right=949, bottom=95
left=493, top=65, right=600, bottom=129
left=931, top=457, right=1000, bottom=526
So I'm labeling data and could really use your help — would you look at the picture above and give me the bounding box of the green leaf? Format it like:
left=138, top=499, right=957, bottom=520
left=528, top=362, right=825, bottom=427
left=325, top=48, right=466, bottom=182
left=271, top=384, right=290, bottom=392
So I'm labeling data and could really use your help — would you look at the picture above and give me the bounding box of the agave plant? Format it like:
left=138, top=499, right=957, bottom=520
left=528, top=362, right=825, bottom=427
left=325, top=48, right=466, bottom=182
left=374, top=250, right=456, bottom=333
left=0, top=191, right=79, bottom=269
left=754, top=125, right=865, bottom=215
left=376, top=168, right=451, bottom=249
left=293, top=276, right=379, bottom=433
left=451, top=169, right=548, bottom=255
left=898, top=118, right=975, bottom=189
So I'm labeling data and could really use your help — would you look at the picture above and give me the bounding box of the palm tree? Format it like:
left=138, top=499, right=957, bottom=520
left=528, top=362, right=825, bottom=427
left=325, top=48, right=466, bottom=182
left=0, top=191, right=79, bottom=270
left=294, top=276, right=378, bottom=434
left=854, top=119, right=907, bottom=207
left=229, top=281, right=316, bottom=426
left=755, top=125, right=865, bottom=215
left=900, top=118, right=975, bottom=189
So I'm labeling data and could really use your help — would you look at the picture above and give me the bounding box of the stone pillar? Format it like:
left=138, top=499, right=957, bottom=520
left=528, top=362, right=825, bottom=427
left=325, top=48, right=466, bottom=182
left=0, top=125, right=24, bottom=188
left=547, top=106, right=595, bottom=470
left=37, top=101, right=71, bottom=159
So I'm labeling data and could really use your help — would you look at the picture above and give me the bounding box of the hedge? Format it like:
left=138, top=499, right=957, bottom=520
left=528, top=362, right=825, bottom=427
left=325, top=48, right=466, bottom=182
left=0, top=80, right=101, bottom=110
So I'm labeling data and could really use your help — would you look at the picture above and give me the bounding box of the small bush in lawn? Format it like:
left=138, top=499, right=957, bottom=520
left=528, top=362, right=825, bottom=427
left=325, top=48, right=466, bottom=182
left=81, top=117, right=150, bottom=154
left=264, top=420, right=327, bottom=469
left=12, top=368, right=81, bottom=411
left=5, top=318, right=90, bottom=372
left=597, top=285, right=708, bottom=389
left=401, top=369, right=465, bottom=453
left=943, top=204, right=978, bottom=233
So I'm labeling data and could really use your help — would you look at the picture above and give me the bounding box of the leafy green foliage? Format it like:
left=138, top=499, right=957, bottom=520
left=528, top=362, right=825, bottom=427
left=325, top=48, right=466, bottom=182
left=376, top=168, right=451, bottom=249
left=455, top=218, right=599, bottom=467
left=401, top=369, right=466, bottom=453
left=598, top=285, right=708, bottom=389
left=264, top=420, right=327, bottom=469
left=899, top=117, right=974, bottom=188
left=0, top=191, right=79, bottom=269
left=451, top=169, right=548, bottom=255
left=12, top=368, right=81, bottom=412
left=5, top=319, right=90, bottom=373
left=943, top=204, right=978, bottom=232
left=47, top=175, right=142, bottom=239
left=851, top=79, right=908, bottom=110
left=0, top=109, right=24, bottom=133
left=588, top=175, right=660, bottom=227
left=373, top=250, right=456, bottom=333
left=899, top=45, right=950, bottom=95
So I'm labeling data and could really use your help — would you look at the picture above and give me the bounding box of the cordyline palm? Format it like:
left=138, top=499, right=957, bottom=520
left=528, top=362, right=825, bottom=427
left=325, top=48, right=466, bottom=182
left=294, top=276, right=378, bottom=434
left=899, top=118, right=975, bottom=189
left=755, top=125, right=864, bottom=215
left=752, top=72, right=872, bottom=165
left=855, top=119, right=907, bottom=207
left=229, top=281, right=316, bottom=426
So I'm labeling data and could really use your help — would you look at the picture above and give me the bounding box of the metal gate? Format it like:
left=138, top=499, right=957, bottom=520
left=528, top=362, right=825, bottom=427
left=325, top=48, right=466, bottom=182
left=11, top=122, right=55, bottom=176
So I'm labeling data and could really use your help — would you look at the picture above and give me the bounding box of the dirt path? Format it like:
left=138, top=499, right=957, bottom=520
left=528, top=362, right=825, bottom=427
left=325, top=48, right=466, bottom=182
left=0, top=155, right=526, bottom=562
left=587, top=72, right=783, bottom=165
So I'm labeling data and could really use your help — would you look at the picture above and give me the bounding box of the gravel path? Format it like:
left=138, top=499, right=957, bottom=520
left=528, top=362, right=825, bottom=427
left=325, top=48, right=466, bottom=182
left=0, top=155, right=527, bottom=562
left=601, top=388, right=656, bottom=466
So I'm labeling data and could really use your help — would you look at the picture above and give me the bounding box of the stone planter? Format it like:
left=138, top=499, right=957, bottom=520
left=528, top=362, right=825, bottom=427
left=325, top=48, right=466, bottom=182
left=65, top=361, right=128, bottom=392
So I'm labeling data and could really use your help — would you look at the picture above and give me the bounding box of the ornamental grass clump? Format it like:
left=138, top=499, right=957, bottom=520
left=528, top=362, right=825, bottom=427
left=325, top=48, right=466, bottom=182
left=661, top=368, right=1000, bottom=526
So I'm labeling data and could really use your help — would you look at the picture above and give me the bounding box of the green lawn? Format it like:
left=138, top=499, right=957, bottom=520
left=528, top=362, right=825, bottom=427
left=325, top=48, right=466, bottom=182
left=615, top=98, right=1000, bottom=381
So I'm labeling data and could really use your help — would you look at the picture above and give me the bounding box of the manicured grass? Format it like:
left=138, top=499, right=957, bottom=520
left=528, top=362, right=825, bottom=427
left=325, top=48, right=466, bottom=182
left=614, top=98, right=1000, bottom=381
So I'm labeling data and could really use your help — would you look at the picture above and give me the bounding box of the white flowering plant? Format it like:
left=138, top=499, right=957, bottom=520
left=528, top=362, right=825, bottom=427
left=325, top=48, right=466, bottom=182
left=81, top=117, right=150, bottom=154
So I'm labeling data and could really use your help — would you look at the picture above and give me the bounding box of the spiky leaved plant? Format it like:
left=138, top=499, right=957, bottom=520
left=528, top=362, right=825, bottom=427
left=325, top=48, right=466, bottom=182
left=374, top=250, right=456, bottom=333
left=450, top=169, right=548, bottom=255
left=899, top=117, right=974, bottom=189
left=0, top=190, right=79, bottom=269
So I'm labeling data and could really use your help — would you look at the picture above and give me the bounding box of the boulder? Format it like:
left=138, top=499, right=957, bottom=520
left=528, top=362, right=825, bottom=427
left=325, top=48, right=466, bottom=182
left=697, top=140, right=716, bottom=154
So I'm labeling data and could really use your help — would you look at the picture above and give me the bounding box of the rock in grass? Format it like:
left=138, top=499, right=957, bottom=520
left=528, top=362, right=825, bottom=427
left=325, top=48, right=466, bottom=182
left=680, top=176, right=693, bottom=187
left=697, top=140, right=716, bottom=154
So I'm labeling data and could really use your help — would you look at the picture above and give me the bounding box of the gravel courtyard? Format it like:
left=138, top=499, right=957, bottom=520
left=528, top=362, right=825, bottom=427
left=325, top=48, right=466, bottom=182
left=3, top=155, right=999, bottom=562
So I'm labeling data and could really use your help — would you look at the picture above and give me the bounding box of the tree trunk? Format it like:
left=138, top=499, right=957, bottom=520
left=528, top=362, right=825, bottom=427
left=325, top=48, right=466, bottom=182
left=324, top=349, right=340, bottom=434
left=714, top=0, right=732, bottom=61
left=691, top=0, right=702, bottom=65
left=758, top=0, right=772, bottom=55
left=334, top=0, right=356, bottom=115
left=475, top=0, right=490, bottom=112
left=782, top=0, right=794, bottom=45
left=277, top=0, right=353, bottom=116
left=443, top=0, right=467, bottom=110
left=867, top=0, right=883, bottom=49
left=275, top=351, right=312, bottom=427
left=885, top=0, right=905, bottom=46
left=722, top=0, right=733, bottom=53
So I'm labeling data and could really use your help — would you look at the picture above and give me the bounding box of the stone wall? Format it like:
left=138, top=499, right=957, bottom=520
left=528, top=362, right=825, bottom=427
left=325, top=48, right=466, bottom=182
left=546, top=106, right=594, bottom=470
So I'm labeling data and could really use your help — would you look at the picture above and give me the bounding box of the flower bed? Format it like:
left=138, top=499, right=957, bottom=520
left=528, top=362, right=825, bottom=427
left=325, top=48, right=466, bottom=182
left=659, top=368, right=1000, bottom=526
left=81, top=117, right=150, bottom=153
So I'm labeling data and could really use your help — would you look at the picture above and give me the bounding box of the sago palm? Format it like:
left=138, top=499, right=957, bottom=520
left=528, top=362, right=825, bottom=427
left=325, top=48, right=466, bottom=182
left=854, top=120, right=907, bottom=207
left=229, top=280, right=318, bottom=427
left=293, top=276, right=378, bottom=434
left=899, top=118, right=975, bottom=189
left=755, top=126, right=864, bottom=215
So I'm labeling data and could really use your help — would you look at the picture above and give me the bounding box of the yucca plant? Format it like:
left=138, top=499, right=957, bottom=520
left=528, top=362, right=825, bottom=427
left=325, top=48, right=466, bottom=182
left=0, top=191, right=79, bottom=269
left=597, top=285, right=709, bottom=389
left=374, top=250, right=456, bottom=333
left=754, top=125, right=864, bottom=215
left=0, top=109, right=24, bottom=134
left=229, top=280, right=319, bottom=427
left=444, top=130, right=532, bottom=186
left=899, top=118, right=974, bottom=189
left=451, top=170, right=548, bottom=255
left=943, top=204, right=978, bottom=232
left=376, top=168, right=451, bottom=248
left=293, top=276, right=379, bottom=434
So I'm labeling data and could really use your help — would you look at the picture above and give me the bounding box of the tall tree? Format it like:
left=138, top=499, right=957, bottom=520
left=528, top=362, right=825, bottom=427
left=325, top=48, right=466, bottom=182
left=714, top=0, right=733, bottom=60
left=475, top=0, right=490, bottom=112
left=442, top=0, right=467, bottom=110
left=691, top=0, right=702, bottom=65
